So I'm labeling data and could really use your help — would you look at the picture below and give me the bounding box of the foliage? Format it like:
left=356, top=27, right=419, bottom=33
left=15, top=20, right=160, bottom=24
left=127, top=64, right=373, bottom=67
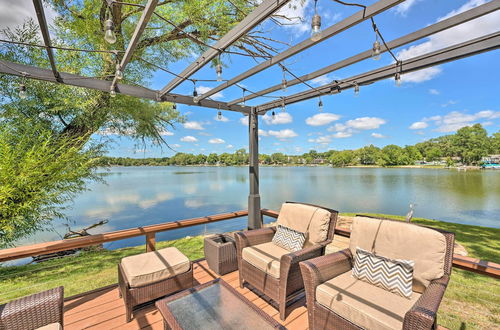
left=453, top=124, right=490, bottom=165
left=0, top=122, right=104, bottom=248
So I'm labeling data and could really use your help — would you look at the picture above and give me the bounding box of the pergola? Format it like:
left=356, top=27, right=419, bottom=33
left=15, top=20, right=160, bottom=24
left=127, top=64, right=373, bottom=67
left=1, top=0, right=499, bottom=229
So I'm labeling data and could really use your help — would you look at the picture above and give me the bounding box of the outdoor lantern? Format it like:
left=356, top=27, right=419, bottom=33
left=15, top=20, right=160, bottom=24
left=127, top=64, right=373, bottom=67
left=354, top=83, right=360, bottom=96
left=318, top=98, right=323, bottom=112
left=18, top=83, right=27, bottom=99
left=110, top=86, right=116, bottom=97
left=104, top=19, right=117, bottom=44
left=311, top=14, right=322, bottom=42
left=115, top=64, right=123, bottom=80
left=395, top=72, right=402, bottom=87
left=272, top=111, right=276, bottom=120
left=173, top=103, right=177, bottom=110
left=217, top=111, right=222, bottom=120
left=281, top=78, right=287, bottom=92
left=372, top=39, right=381, bottom=60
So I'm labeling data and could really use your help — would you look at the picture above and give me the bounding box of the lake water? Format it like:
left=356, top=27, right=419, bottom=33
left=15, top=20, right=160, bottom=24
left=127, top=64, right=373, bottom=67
left=21, top=166, right=500, bottom=250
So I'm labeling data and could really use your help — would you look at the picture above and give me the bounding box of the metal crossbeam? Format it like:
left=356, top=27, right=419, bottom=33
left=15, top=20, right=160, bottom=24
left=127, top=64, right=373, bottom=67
left=111, top=0, right=159, bottom=88
left=32, top=0, right=61, bottom=82
left=0, top=60, right=251, bottom=113
left=196, top=0, right=404, bottom=102
left=158, top=0, right=290, bottom=97
left=256, top=32, right=500, bottom=112
left=229, top=0, right=500, bottom=106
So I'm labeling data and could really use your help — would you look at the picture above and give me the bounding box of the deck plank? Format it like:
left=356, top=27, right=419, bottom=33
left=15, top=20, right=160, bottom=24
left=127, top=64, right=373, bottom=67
left=63, top=259, right=307, bottom=329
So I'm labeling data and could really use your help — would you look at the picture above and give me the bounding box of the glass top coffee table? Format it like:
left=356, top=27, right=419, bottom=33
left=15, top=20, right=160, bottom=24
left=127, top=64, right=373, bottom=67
left=156, top=278, right=286, bottom=330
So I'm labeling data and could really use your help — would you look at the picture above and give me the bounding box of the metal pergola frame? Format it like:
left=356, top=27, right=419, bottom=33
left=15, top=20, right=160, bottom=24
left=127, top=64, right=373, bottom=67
left=1, top=0, right=499, bottom=229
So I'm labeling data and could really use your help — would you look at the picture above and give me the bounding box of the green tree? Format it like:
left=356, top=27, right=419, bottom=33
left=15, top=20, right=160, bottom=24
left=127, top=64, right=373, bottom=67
left=453, top=124, right=490, bottom=165
left=379, top=145, right=409, bottom=166
left=426, top=147, right=442, bottom=162
left=330, top=150, right=355, bottom=167
left=206, top=153, right=219, bottom=165
left=491, top=131, right=500, bottom=154
left=271, top=152, right=287, bottom=164
left=358, top=145, right=381, bottom=165
left=0, top=122, right=103, bottom=247
left=404, top=145, right=423, bottom=163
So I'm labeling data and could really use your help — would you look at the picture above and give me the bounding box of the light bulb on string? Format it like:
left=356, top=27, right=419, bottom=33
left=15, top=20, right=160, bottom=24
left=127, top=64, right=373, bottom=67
left=110, top=85, right=116, bottom=98
left=354, top=83, right=360, bottom=97
left=272, top=111, right=276, bottom=120
left=395, top=72, right=402, bottom=87
left=173, top=103, right=177, bottom=110
left=115, top=63, right=123, bottom=80
left=217, top=111, right=222, bottom=120
left=311, top=0, right=322, bottom=42
left=104, top=19, right=116, bottom=44
left=18, top=83, right=27, bottom=99
left=318, top=98, right=323, bottom=112
left=281, top=67, right=287, bottom=92
left=280, top=98, right=286, bottom=112
left=372, top=39, right=381, bottom=60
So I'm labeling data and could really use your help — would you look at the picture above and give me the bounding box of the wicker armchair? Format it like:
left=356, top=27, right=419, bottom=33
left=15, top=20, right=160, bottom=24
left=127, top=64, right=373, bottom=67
left=0, top=286, right=64, bottom=330
left=300, top=217, right=455, bottom=330
left=235, top=202, right=338, bottom=320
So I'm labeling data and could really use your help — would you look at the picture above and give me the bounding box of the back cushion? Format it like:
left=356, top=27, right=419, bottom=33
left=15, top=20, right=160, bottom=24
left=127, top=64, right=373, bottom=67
left=349, top=217, right=447, bottom=293
left=277, top=203, right=331, bottom=246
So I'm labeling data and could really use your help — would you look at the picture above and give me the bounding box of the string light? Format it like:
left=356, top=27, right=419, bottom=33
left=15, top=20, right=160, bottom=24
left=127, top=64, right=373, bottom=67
left=242, top=88, right=246, bottom=106
left=395, top=72, right=402, bottom=87
left=193, top=82, right=198, bottom=97
left=311, top=0, right=322, bottom=42
left=318, top=97, right=323, bottom=112
left=216, top=54, right=222, bottom=81
left=18, top=83, right=27, bottom=99
left=354, top=83, right=360, bottom=97
left=372, top=38, right=381, bottom=60
left=115, top=63, right=123, bottom=80
left=173, top=103, right=177, bottom=110
left=104, top=19, right=116, bottom=44
left=281, top=98, right=286, bottom=112
left=217, top=111, right=222, bottom=120
left=272, top=111, right=276, bottom=120
left=110, top=85, right=116, bottom=97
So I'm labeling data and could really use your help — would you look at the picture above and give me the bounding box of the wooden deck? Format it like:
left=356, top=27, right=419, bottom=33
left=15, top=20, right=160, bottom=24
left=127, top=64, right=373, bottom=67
left=63, top=259, right=309, bottom=329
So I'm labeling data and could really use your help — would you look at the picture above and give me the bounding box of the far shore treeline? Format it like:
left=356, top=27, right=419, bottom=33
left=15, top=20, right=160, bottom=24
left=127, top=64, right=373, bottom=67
left=99, top=124, right=500, bottom=167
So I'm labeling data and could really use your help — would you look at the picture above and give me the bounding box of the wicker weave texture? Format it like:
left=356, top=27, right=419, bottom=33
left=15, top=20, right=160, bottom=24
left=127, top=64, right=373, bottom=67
left=0, top=286, right=64, bottom=330
left=204, top=234, right=238, bottom=275
left=118, top=262, right=193, bottom=322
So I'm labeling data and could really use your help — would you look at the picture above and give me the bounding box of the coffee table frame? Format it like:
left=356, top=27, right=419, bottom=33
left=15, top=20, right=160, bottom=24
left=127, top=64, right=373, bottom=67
left=156, top=278, right=286, bottom=330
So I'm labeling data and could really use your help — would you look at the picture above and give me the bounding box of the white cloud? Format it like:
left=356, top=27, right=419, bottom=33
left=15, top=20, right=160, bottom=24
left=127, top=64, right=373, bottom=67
left=226, top=144, right=234, bottom=149
left=345, top=117, right=386, bottom=130
left=429, top=89, right=440, bottom=95
left=305, top=113, right=341, bottom=126
left=208, top=138, right=225, bottom=144
left=441, top=100, right=458, bottom=108
left=196, top=86, right=223, bottom=99
left=371, top=133, right=386, bottom=138
left=310, top=75, right=333, bottom=86
left=263, top=112, right=293, bottom=125
left=409, top=121, right=429, bottom=130
left=332, top=131, right=352, bottom=138
left=397, top=0, right=500, bottom=83
left=418, top=110, right=500, bottom=132
left=394, top=0, right=421, bottom=16
left=160, top=130, right=174, bottom=136
left=181, top=136, right=198, bottom=142
left=0, top=0, right=57, bottom=31
left=268, top=129, right=298, bottom=139
left=240, top=116, right=249, bottom=126
left=171, top=144, right=181, bottom=148
left=214, top=113, right=229, bottom=122
left=198, top=132, right=211, bottom=136
left=308, top=136, right=332, bottom=144
left=183, top=121, right=205, bottom=130
left=275, top=0, right=311, bottom=36
left=258, top=129, right=268, bottom=137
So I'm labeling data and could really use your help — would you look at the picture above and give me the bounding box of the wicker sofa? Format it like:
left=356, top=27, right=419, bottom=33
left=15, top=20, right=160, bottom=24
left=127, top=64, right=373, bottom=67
left=299, top=216, right=455, bottom=330
left=0, top=286, right=64, bottom=330
left=235, top=202, right=338, bottom=320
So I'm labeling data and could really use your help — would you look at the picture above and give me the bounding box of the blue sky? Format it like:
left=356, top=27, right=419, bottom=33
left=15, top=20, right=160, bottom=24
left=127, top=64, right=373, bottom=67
left=94, top=0, right=500, bottom=157
left=3, top=0, right=499, bottom=157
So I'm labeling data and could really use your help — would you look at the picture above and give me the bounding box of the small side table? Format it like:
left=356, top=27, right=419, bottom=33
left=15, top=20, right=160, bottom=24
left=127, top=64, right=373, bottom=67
left=204, top=234, right=238, bottom=275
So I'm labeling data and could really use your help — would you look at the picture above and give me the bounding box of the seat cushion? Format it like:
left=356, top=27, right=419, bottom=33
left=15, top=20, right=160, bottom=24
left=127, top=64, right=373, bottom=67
left=272, top=224, right=306, bottom=252
left=121, top=247, right=190, bottom=287
left=349, top=217, right=447, bottom=293
left=277, top=203, right=331, bottom=246
left=242, top=242, right=290, bottom=278
left=316, top=271, right=421, bottom=330
left=36, top=323, right=62, bottom=330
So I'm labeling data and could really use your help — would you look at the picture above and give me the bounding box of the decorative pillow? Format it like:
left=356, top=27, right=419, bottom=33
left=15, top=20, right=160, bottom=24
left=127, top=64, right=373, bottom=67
left=352, top=247, right=414, bottom=298
left=272, top=225, right=306, bottom=252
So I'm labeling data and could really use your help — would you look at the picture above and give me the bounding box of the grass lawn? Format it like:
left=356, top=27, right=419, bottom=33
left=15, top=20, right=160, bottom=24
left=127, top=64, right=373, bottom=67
left=0, top=215, right=498, bottom=329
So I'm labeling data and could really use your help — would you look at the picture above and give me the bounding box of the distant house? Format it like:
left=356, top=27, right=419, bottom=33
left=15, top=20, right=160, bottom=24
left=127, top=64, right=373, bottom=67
left=482, top=154, right=500, bottom=164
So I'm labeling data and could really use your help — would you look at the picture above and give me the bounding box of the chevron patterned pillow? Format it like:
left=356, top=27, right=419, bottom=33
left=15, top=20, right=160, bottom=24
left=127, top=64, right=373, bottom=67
left=352, top=247, right=414, bottom=298
left=272, top=225, right=306, bottom=252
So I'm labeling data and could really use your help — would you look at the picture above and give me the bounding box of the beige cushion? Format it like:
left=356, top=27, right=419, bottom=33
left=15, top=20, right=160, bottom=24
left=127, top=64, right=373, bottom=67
left=277, top=203, right=331, bottom=246
left=121, top=247, right=190, bottom=288
left=36, top=323, right=62, bottom=330
left=349, top=217, right=447, bottom=293
left=242, top=242, right=290, bottom=278
left=316, top=271, right=421, bottom=330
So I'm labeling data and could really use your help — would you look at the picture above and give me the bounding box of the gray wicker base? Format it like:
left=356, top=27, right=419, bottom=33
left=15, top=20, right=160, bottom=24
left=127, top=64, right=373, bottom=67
left=204, top=234, right=238, bottom=275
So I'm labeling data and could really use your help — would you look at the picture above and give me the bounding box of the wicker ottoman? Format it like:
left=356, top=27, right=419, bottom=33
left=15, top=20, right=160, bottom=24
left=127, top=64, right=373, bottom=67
left=118, top=247, right=193, bottom=322
left=204, top=234, right=238, bottom=275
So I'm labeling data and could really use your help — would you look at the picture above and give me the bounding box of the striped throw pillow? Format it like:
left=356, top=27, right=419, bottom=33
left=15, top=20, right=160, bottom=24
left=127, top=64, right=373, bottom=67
left=272, top=225, right=306, bottom=252
left=352, top=247, right=414, bottom=298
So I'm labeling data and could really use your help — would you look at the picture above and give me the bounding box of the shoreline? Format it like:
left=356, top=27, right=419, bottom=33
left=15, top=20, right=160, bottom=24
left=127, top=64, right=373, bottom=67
left=103, top=164, right=486, bottom=170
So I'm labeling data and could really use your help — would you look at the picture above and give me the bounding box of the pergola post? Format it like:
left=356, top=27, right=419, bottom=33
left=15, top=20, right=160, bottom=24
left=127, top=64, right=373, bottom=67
left=248, top=108, right=262, bottom=229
